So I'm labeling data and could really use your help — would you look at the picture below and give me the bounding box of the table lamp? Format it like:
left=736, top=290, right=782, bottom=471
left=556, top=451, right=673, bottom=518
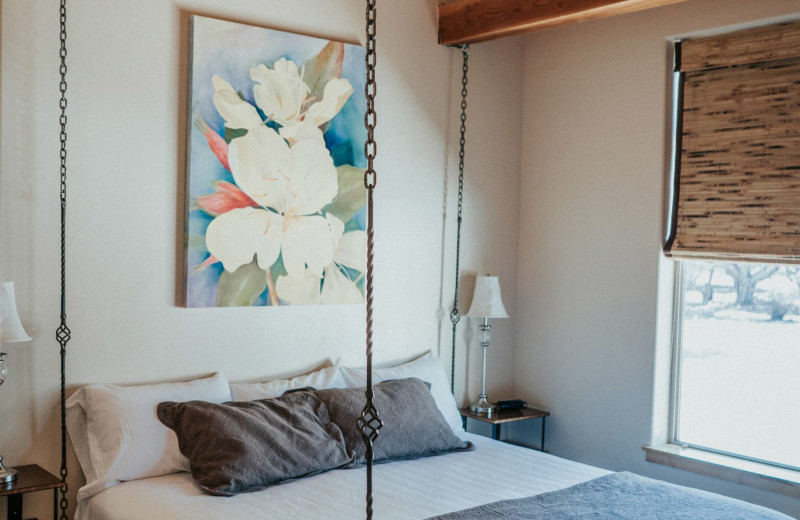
left=466, top=275, right=508, bottom=415
left=0, top=281, right=32, bottom=482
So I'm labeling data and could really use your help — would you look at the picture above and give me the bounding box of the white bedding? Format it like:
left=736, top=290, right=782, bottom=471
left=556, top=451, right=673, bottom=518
left=79, top=433, right=609, bottom=520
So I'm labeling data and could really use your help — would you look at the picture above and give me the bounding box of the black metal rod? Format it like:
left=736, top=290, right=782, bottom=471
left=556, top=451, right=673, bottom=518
left=359, top=1, right=382, bottom=519
left=57, top=1, right=71, bottom=518
left=541, top=417, right=547, bottom=452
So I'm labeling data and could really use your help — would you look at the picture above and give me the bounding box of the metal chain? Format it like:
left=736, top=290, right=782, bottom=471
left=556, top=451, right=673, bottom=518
left=449, top=44, right=469, bottom=393
left=56, top=1, right=71, bottom=518
left=357, top=1, right=382, bottom=520
left=363, top=0, right=377, bottom=191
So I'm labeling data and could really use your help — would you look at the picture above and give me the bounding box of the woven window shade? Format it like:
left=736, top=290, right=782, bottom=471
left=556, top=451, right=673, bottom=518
left=665, top=20, right=800, bottom=263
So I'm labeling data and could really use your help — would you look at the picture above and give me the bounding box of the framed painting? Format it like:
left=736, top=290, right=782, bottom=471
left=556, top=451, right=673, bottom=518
left=184, top=15, right=367, bottom=307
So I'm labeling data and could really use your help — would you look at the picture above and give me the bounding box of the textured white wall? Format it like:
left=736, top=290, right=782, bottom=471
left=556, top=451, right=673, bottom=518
left=514, top=0, right=800, bottom=517
left=0, top=1, right=523, bottom=517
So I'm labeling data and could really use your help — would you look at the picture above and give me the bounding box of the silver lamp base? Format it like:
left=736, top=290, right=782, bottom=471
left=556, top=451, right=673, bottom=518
left=0, top=466, right=17, bottom=483
left=0, top=455, right=17, bottom=483
left=469, top=396, right=495, bottom=415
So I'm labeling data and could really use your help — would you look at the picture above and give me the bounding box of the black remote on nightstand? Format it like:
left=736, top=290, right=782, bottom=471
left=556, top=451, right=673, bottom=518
left=497, top=399, right=527, bottom=410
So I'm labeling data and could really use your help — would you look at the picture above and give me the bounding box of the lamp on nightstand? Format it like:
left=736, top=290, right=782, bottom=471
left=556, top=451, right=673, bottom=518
left=0, top=281, right=32, bottom=482
left=466, top=275, right=508, bottom=415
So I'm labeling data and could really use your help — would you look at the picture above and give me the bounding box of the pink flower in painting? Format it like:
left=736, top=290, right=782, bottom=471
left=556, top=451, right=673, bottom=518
left=193, top=114, right=231, bottom=172
left=195, top=181, right=258, bottom=217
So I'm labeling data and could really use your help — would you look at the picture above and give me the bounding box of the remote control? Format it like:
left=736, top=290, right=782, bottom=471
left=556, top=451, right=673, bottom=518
left=497, top=399, right=527, bottom=410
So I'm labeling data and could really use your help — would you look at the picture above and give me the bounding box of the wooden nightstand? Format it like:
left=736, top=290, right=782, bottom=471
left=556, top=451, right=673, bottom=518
left=460, top=406, right=550, bottom=451
left=0, top=465, right=64, bottom=520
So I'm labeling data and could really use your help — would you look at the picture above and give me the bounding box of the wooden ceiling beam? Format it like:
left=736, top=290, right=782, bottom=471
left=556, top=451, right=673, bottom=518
left=438, top=0, right=688, bottom=45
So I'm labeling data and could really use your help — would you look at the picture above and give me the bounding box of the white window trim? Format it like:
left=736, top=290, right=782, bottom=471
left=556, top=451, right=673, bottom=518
left=668, top=259, right=685, bottom=448
left=643, top=444, right=800, bottom=498
left=645, top=258, right=800, bottom=498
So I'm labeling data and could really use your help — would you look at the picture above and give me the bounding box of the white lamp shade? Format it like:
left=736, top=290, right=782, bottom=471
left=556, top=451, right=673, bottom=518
left=466, top=275, right=508, bottom=319
left=0, top=282, right=31, bottom=343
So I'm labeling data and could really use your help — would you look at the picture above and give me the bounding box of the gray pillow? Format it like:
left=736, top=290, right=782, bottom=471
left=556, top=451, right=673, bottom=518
left=315, top=377, right=472, bottom=464
left=157, top=391, right=353, bottom=496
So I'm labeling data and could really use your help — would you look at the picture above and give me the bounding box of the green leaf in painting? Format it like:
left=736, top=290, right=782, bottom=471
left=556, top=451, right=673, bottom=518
left=187, top=233, right=208, bottom=250
left=303, top=41, right=344, bottom=101
left=216, top=259, right=268, bottom=307
left=325, top=165, right=367, bottom=224
left=271, top=253, right=288, bottom=279
left=224, top=127, right=248, bottom=144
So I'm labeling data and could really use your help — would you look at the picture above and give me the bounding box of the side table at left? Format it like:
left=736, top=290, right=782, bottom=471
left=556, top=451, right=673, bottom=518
left=0, top=465, right=64, bottom=520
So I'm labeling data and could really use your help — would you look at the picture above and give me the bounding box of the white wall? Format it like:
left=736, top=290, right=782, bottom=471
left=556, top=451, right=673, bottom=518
left=11, top=0, right=794, bottom=517
left=0, top=1, right=523, bottom=517
left=515, top=0, right=800, bottom=517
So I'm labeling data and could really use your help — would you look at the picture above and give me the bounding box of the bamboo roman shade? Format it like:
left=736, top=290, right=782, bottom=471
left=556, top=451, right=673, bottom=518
left=665, top=20, right=800, bottom=263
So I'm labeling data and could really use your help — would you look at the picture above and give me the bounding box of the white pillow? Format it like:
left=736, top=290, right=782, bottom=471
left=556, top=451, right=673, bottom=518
left=340, top=352, right=463, bottom=433
left=230, top=362, right=346, bottom=401
left=66, top=373, right=231, bottom=499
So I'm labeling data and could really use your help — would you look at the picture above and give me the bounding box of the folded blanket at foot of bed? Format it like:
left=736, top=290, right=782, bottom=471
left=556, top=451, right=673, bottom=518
left=427, top=471, right=792, bottom=520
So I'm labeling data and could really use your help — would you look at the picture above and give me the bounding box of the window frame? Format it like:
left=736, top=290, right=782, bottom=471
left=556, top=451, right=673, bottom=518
left=668, top=260, right=685, bottom=449
left=668, top=259, right=800, bottom=474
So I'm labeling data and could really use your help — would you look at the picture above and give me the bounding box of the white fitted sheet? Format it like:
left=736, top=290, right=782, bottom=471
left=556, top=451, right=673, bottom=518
left=79, top=433, right=609, bottom=520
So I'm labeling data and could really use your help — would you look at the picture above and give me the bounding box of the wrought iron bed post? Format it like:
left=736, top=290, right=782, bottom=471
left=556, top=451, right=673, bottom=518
left=56, top=1, right=72, bottom=519
left=357, top=1, right=383, bottom=519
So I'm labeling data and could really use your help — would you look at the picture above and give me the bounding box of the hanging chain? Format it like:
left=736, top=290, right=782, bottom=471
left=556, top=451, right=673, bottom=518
left=56, top=1, right=71, bottom=518
left=357, top=1, right=382, bottom=520
left=449, top=44, right=469, bottom=393
left=363, top=0, right=377, bottom=191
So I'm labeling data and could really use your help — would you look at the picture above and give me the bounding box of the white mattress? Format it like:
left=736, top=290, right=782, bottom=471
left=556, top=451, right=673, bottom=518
left=79, top=433, right=609, bottom=520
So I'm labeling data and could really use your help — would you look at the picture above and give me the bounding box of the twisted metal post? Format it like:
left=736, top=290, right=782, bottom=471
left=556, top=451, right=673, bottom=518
left=449, top=44, right=469, bottom=393
left=56, top=1, right=72, bottom=518
left=357, top=1, right=382, bottom=519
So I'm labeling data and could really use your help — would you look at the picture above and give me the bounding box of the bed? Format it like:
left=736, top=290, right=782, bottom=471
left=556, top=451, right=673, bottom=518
left=65, top=356, right=793, bottom=520
left=78, top=432, right=607, bottom=520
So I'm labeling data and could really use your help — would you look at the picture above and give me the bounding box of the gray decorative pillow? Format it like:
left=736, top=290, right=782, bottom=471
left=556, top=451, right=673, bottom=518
left=315, top=377, right=472, bottom=465
left=157, top=391, right=353, bottom=496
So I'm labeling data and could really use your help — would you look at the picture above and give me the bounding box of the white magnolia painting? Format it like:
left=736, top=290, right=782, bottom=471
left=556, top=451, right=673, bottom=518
left=184, top=16, right=367, bottom=308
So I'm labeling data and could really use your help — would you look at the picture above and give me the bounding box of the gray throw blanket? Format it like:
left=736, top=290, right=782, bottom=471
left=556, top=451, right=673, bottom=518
left=427, top=472, right=792, bottom=519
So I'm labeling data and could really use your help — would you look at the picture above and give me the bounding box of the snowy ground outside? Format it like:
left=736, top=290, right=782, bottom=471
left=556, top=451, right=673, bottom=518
left=679, top=317, right=800, bottom=469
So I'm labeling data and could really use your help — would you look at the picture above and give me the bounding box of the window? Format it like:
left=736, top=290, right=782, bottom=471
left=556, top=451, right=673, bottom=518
left=673, top=260, right=800, bottom=471
left=655, top=19, right=800, bottom=490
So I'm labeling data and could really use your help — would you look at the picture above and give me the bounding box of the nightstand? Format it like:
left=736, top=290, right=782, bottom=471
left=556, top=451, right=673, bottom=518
left=460, top=407, right=550, bottom=451
left=0, top=465, right=64, bottom=520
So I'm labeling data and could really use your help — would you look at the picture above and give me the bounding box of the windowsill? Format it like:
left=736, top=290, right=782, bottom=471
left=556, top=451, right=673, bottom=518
left=643, top=444, right=800, bottom=498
